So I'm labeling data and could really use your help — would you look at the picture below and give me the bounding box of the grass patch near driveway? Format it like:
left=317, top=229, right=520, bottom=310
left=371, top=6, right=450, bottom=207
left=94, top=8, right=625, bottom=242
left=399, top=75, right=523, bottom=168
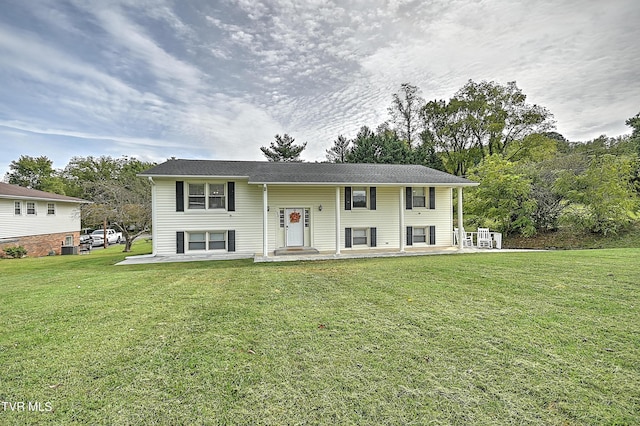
left=1, top=243, right=639, bottom=424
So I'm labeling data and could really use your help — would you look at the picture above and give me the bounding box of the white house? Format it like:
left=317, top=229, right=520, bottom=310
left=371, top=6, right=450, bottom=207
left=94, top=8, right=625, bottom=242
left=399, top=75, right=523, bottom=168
left=0, top=182, right=87, bottom=257
left=140, top=160, right=478, bottom=260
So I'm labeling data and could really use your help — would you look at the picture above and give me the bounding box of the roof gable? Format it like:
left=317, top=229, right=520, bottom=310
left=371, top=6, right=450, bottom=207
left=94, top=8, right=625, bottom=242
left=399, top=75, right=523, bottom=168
left=140, top=159, right=477, bottom=186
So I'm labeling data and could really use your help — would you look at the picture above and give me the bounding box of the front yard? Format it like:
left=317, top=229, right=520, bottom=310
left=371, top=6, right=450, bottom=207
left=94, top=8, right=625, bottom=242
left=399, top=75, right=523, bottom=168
left=1, top=243, right=638, bottom=424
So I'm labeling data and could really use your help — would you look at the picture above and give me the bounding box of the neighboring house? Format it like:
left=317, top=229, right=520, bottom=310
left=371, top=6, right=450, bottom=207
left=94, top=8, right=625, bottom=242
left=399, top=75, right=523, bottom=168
left=140, top=160, right=478, bottom=260
left=0, top=182, right=87, bottom=257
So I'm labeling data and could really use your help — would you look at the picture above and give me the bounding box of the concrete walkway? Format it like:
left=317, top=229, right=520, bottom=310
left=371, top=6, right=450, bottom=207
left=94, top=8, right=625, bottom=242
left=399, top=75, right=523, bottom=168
left=116, top=247, right=536, bottom=266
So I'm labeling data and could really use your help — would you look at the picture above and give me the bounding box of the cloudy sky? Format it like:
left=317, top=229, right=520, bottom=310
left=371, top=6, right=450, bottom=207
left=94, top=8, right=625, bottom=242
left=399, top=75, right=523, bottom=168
left=1, top=0, right=639, bottom=176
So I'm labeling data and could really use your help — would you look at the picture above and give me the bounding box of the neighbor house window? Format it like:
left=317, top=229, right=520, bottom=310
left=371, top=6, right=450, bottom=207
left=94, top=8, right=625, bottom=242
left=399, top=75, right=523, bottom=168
left=412, top=188, right=426, bottom=208
left=352, top=187, right=367, bottom=208
left=47, top=203, right=56, bottom=215
left=353, top=229, right=368, bottom=245
left=64, top=235, right=74, bottom=246
left=413, top=227, right=426, bottom=243
left=14, top=201, right=21, bottom=215
left=188, top=184, right=206, bottom=209
left=188, top=232, right=206, bottom=250
left=208, top=184, right=225, bottom=209
left=26, top=202, right=36, bottom=215
left=208, top=232, right=226, bottom=250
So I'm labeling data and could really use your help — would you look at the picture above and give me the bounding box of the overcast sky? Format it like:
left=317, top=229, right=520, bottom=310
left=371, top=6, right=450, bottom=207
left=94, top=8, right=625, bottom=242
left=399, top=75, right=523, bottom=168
left=1, top=0, right=639, bottom=176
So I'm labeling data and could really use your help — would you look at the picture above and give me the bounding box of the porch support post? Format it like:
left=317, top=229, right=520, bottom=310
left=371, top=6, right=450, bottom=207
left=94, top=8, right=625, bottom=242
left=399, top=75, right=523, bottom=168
left=335, top=186, right=341, bottom=255
left=399, top=187, right=405, bottom=252
left=457, top=187, right=464, bottom=249
left=263, top=184, right=268, bottom=257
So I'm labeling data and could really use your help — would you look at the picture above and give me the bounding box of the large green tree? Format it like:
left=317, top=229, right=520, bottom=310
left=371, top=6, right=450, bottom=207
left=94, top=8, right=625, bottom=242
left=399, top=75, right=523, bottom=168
left=465, top=155, right=537, bottom=236
left=260, top=134, right=307, bottom=162
left=5, top=155, right=66, bottom=193
left=65, top=156, right=155, bottom=251
left=421, top=80, right=554, bottom=175
left=555, top=154, right=639, bottom=235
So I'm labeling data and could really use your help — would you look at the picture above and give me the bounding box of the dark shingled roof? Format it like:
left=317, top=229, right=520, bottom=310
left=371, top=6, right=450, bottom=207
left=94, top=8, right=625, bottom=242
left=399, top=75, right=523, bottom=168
left=140, top=159, right=477, bottom=186
left=0, top=182, right=88, bottom=203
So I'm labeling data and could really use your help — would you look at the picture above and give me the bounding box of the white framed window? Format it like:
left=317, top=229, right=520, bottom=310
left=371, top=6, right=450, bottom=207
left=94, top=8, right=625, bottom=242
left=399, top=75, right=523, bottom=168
left=188, top=184, right=206, bottom=209
left=26, top=202, right=36, bottom=215
left=208, top=184, right=225, bottom=209
left=353, top=228, right=368, bottom=245
left=14, top=201, right=21, bottom=215
left=413, top=227, right=426, bottom=243
left=64, top=235, right=74, bottom=246
left=47, top=203, right=56, bottom=215
left=304, top=208, right=310, bottom=228
left=412, top=187, right=426, bottom=208
left=188, top=231, right=227, bottom=251
left=352, top=187, right=367, bottom=208
left=187, top=183, right=226, bottom=210
left=279, top=209, right=285, bottom=228
left=208, top=232, right=226, bottom=250
left=188, top=232, right=206, bottom=250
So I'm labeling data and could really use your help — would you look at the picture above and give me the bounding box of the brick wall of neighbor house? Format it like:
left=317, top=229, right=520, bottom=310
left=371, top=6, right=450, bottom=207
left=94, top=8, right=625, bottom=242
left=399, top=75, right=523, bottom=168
left=0, top=231, right=79, bottom=258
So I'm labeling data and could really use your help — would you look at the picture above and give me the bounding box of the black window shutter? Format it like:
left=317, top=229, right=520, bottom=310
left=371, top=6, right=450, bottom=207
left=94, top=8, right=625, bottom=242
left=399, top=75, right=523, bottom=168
left=227, top=182, right=235, bottom=212
left=429, top=187, right=436, bottom=210
left=406, top=226, right=413, bottom=246
left=370, top=227, right=377, bottom=247
left=176, top=231, right=184, bottom=253
left=228, top=230, right=236, bottom=252
left=176, top=181, right=184, bottom=212
left=345, top=228, right=352, bottom=248
left=406, top=187, right=413, bottom=210
left=429, top=226, right=436, bottom=245
left=370, top=187, right=376, bottom=210
left=345, top=187, right=352, bottom=211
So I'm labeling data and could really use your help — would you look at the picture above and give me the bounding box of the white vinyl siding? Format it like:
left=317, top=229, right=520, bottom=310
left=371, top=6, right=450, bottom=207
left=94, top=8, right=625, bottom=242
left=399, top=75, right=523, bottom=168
left=153, top=179, right=263, bottom=256
left=405, top=187, right=452, bottom=246
left=0, top=199, right=82, bottom=239
left=151, top=179, right=457, bottom=256
left=341, top=186, right=400, bottom=250
left=268, top=186, right=336, bottom=251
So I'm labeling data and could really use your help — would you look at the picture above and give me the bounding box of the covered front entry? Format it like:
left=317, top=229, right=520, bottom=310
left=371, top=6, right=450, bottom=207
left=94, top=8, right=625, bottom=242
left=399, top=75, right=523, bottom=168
left=285, top=208, right=304, bottom=247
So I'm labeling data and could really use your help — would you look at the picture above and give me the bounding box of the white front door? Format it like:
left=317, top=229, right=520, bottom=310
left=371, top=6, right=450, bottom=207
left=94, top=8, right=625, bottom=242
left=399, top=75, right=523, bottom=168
left=286, top=208, right=304, bottom=247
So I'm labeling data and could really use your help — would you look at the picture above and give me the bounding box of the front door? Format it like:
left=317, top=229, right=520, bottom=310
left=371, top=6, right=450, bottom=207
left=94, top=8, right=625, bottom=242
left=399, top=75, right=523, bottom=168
left=286, top=208, right=304, bottom=247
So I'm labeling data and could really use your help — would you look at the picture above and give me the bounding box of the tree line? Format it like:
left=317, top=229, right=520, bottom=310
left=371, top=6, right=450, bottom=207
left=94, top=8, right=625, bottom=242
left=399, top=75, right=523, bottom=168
left=260, top=80, right=640, bottom=238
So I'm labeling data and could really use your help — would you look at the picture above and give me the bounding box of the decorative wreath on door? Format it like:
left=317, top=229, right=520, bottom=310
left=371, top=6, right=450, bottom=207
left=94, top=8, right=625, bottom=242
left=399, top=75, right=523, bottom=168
left=289, top=211, right=301, bottom=223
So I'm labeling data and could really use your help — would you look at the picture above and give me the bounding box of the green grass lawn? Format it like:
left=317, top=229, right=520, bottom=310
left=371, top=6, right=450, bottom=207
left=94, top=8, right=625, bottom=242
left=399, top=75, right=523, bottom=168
left=1, top=243, right=639, bottom=425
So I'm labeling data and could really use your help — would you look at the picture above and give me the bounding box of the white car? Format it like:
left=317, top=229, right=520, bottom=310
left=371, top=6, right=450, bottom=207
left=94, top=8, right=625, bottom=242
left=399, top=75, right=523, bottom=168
left=90, top=229, right=122, bottom=247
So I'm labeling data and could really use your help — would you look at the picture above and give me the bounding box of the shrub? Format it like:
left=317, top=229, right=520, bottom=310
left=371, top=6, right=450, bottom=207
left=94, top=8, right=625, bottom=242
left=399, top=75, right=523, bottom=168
left=3, top=246, right=27, bottom=259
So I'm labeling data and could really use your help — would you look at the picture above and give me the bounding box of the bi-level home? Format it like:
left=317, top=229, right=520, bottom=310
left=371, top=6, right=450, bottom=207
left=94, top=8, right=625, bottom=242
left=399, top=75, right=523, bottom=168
left=0, top=182, right=87, bottom=257
left=139, top=160, right=477, bottom=260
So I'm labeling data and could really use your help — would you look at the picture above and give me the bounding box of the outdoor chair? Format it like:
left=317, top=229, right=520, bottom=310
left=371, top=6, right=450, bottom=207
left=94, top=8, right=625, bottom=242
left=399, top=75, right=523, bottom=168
left=454, top=228, right=474, bottom=247
left=477, top=228, right=493, bottom=248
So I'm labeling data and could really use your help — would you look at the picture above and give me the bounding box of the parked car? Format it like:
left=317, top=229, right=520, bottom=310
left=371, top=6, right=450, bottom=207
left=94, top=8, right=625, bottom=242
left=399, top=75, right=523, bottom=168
left=90, top=229, right=122, bottom=247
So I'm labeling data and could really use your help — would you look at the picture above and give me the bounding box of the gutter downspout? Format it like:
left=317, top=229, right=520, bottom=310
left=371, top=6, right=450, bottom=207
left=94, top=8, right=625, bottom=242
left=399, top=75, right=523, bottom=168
left=399, top=187, right=405, bottom=253
left=457, top=187, right=464, bottom=249
left=263, top=184, right=268, bottom=257
left=148, top=176, right=157, bottom=256
left=335, top=186, right=341, bottom=255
